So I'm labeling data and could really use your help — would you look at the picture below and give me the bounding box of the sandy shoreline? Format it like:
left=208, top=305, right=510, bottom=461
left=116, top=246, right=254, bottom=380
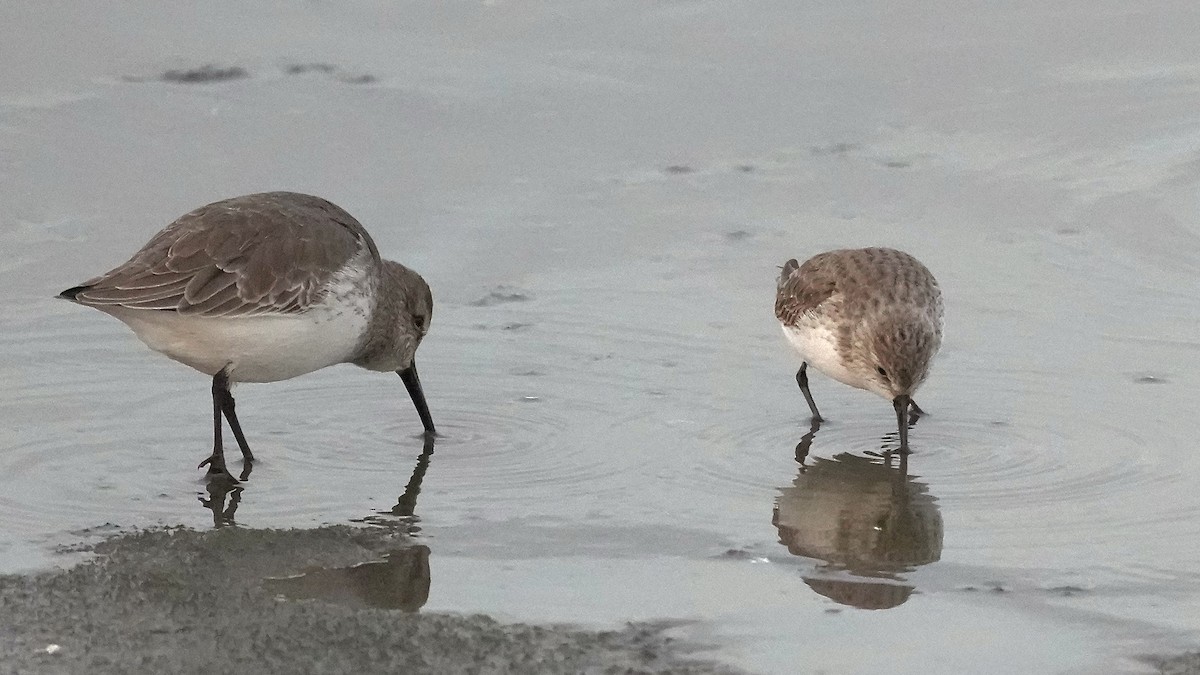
left=0, top=525, right=740, bottom=674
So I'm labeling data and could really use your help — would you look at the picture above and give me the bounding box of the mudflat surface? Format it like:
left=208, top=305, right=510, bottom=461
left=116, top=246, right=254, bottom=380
left=0, top=526, right=735, bottom=674
left=2, top=2, right=1200, bottom=673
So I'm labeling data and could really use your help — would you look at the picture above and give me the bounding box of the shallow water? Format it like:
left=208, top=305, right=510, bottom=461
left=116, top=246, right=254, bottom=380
left=3, top=1, right=1200, bottom=673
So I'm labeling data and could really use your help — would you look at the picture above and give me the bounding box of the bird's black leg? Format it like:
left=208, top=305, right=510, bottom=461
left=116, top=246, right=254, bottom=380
left=215, top=370, right=254, bottom=463
left=200, top=369, right=253, bottom=478
left=796, top=362, right=822, bottom=422
left=199, top=372, right=231, bottom=476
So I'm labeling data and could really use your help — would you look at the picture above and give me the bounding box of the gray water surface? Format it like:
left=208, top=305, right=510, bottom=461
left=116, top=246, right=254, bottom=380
left=3, top=2, right=1200, bottom=673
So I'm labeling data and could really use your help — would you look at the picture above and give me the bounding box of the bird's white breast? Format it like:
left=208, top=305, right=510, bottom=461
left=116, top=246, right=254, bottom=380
left=781, top=323, right=866, bottom=391
left=107, top=257, right=376, bottom=383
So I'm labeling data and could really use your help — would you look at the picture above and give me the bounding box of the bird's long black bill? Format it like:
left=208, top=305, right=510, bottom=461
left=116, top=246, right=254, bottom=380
left=398, top=363, right=436, bottom=436
left=893, top=394, right=911, bottom=454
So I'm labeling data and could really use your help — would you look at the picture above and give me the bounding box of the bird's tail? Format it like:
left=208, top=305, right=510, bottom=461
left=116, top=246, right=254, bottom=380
left=777, top=259, right=800, bottom=290
left=57, top=285, right=90, bottom=302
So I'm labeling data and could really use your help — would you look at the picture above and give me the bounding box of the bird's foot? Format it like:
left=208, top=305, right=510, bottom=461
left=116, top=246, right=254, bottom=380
left=198, top=454, right=237, bottom=482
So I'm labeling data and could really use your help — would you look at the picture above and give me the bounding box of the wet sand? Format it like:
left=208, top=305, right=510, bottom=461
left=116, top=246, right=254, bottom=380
left=0, top=525, right=736, bottom=674
left=3, top=1, right=1200, bottom=673
left=1154, top=654, right=1200, bottom=675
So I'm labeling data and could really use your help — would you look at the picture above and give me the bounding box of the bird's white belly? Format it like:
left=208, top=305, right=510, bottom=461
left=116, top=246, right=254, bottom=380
left=781, top=323, right=864, bottom=390
left=110, top=305, right=370, bottom=383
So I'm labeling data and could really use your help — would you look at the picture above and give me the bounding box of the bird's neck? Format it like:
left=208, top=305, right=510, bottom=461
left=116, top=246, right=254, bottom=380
left=352, top=269, right=406, bottom=371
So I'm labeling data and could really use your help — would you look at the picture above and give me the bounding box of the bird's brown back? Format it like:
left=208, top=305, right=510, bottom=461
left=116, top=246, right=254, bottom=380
left=61, top=192, right=379, bottom=317
left=775, top=248, right=941, bottom=326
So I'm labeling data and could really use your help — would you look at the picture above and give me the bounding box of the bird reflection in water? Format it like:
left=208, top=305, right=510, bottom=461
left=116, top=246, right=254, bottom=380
left=200, top=434, right=436, bottom=530
left=357, top=432, right=436, bottom=533
left=200, top=480, right=244, bottom=527
left=200, top=435, right=438, bottom=610
left=199, top=456, right=253, bottom=526
left=774, top=417, right=943, bottom=609
left=264, top=545, right=431, bottom=611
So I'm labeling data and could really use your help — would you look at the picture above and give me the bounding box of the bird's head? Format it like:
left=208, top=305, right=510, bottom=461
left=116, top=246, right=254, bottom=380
left=855, top=308, right=941, bottom=401
left=355, top=260, right=436, bottom=436
left=368, top=260, right=432, bottom=371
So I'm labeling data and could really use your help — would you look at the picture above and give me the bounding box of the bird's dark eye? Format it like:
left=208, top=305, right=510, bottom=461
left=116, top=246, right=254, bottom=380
left=876, top=366, right=888, bottom=377
left=413, top=315, right=427, bottom=331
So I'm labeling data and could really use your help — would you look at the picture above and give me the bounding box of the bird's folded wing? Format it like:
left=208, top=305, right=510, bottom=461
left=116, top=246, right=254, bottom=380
left=775, top=253, right=840, bottom=325
left=67, top=193, right=371, bottom=318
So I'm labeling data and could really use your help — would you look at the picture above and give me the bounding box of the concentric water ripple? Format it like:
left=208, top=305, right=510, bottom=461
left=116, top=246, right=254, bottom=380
left=2, top=287, right=699, bottom=550
left=690, top=357, right=1200, bottom=571
left=10, top=272, right=1200, bottom=588
left=268, top=376, right=633, bottom=510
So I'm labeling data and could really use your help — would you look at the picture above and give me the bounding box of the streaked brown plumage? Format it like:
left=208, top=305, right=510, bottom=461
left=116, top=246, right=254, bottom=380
left=775, top=247, right=943, bottom=453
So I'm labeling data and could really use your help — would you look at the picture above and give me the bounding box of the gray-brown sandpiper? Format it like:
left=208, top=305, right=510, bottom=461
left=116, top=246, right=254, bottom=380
left=775, top=247, right=943, bottom=453
left=59, top=191, right=436, bottom=478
